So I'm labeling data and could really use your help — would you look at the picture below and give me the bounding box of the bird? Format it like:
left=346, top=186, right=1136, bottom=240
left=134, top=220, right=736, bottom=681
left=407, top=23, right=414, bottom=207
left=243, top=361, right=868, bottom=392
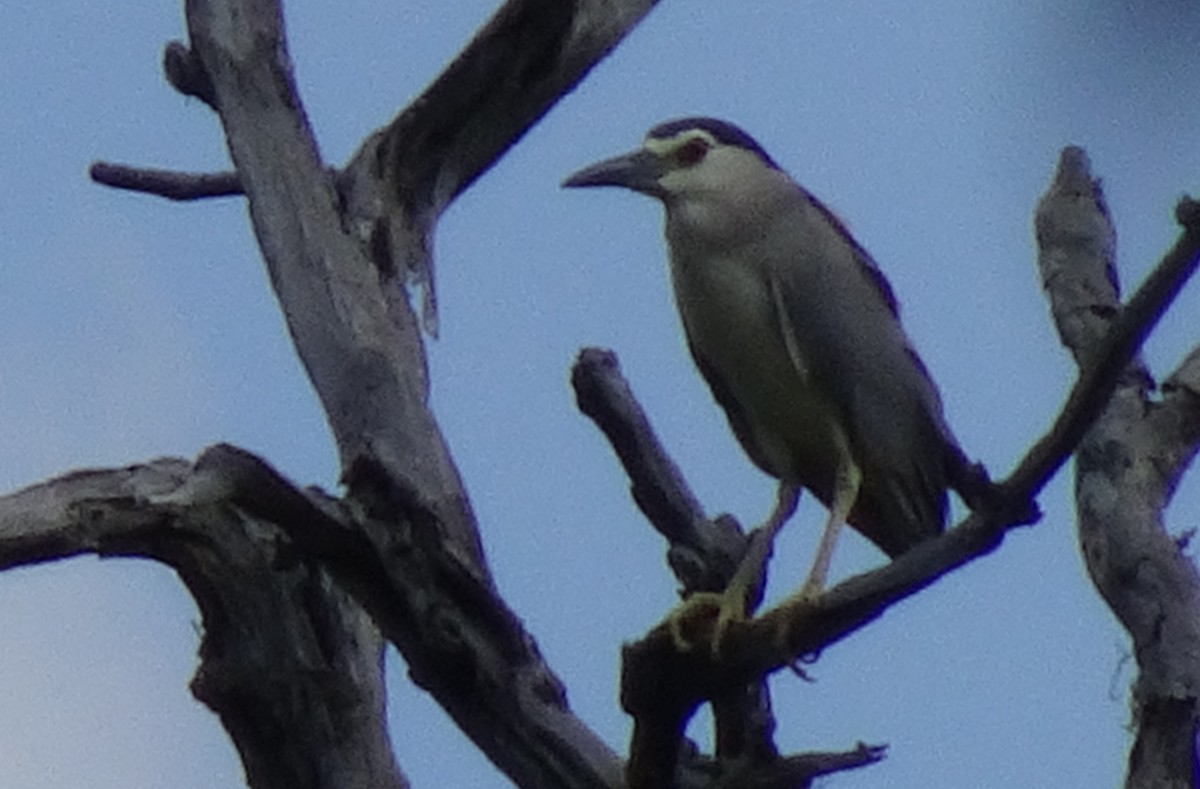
left=563, top=117, right=977, bottom=647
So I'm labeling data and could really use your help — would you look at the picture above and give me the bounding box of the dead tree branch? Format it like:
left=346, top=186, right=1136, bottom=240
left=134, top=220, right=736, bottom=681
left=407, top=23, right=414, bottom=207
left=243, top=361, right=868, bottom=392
left=71, top=0, right=674, bottom=785
left=89, top=162, right=241, bottom=200
left=0, top=460, right=407, bottom=789
left=573, top=348, right=785, bottom=778
left=572, top=347, right=748, bottom=593
left=335, top=0, right=664, bottom=334
left=0, top=446, right=629, bottom=789
left=573, top=151, right=1200, bottom=787
left=1036, top=148, right=1200, bottom=789
left=89, top=0, right=666, bottom=335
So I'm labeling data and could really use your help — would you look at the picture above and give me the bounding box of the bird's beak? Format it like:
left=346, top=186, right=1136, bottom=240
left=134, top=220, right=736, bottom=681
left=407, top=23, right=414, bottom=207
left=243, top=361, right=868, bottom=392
left=562, top=148, right=668, bottom=197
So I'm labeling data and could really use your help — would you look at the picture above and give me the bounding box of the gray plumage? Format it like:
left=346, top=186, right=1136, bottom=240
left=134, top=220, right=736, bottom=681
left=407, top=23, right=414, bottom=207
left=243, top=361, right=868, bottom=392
left=566, top=117, right=966, bottom=566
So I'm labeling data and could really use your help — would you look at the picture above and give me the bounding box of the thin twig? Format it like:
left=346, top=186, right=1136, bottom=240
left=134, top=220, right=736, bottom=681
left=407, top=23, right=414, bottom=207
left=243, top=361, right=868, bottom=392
left=89, top=161, right=242, bottom=200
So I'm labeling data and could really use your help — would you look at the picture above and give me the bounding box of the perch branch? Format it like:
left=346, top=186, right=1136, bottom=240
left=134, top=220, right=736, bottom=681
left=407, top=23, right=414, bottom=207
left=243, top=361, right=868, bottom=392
left=574, top=348, right=785, bottom=771
left=572, top=347, right=748, bottom=593
left=588, top=163, right=1200, bottom=786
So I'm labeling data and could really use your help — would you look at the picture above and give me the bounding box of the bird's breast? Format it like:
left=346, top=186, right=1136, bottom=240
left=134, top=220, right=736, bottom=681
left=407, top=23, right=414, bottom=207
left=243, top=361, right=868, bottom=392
left=668, top=245, right=844, bottom=491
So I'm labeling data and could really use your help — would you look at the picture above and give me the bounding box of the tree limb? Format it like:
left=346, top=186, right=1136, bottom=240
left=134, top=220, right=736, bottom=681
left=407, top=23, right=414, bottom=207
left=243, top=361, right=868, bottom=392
left=706, top=741, right=887, bottom=789
left=572, top=347, right=786, bottom=778
left=0, top=447, right=630, bottom=789
left=89, top=161, right=241, bottom=200
left=1037, top=147, right=1200, bottom=789
left=183, top=0, right=486, bottom=575
left=0, top=459, right=407, bottom=789
left=336, top=0, right=665, bottom=335
left=82, top=0, right=670, bottom=784
left=189, top=444, right=629, bottom=789
left=91, top=0, right=666, bottom=336
left=579, top=153, right=1200, bottom=786
left=572, top=347, right=748, bottom=593
left=0, top=445, right=874, bottom=789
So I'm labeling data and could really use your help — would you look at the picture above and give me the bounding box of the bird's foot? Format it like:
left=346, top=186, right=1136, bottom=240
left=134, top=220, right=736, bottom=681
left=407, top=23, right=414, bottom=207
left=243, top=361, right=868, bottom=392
left=666, top=587, right=749, bottom=657
left=795, top=573, right=825, bottom=602
left=666, top=484, right=802, bottom=657
left=769, top=580, right=826, bottom=656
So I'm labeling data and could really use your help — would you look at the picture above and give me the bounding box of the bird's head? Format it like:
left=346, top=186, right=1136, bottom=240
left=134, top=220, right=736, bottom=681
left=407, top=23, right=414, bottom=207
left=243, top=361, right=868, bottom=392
left=562, top=117, right=785, bottom=206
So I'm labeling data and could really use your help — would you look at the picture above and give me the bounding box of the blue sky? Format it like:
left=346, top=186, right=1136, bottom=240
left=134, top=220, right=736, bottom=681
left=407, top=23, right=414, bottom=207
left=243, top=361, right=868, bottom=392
left=2, top=1, right=1199, bottom=787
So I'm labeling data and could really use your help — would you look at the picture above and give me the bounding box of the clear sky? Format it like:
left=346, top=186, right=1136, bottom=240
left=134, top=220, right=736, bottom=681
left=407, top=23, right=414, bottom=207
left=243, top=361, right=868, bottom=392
left=2, top=1, right=1199, bottom=787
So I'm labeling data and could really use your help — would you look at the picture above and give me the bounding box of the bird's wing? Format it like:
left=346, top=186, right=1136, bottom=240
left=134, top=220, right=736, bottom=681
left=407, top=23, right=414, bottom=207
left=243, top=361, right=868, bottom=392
left=761, top=202, right=951, bottom=549
left=803, top=197, right=900, bottom=319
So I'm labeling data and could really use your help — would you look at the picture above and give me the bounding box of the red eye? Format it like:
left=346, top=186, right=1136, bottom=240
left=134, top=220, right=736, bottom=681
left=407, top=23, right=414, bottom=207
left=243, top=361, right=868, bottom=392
left=676, top=137, right=709, bottom=166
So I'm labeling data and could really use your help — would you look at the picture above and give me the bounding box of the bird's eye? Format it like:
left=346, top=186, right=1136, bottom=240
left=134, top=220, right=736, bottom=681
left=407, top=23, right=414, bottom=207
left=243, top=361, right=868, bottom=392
left=676, top=137, right=710, bottom=166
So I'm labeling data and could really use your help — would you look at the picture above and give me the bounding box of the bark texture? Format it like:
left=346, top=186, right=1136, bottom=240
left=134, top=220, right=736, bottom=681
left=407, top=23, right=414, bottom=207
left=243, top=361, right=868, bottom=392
left=0, top=460, right=406, bottom=789
left=1036, top=148, right=1200, bottom=789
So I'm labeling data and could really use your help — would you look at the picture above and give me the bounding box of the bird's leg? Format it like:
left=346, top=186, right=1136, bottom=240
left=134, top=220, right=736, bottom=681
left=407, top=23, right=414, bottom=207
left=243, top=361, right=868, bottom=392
left=712, top=483, right=800, bottom=638
left=668, top=483, right=800, bottom=656
left=769, top=457, right=860, bottom=659
left=798, top=457, right=861, bottom=599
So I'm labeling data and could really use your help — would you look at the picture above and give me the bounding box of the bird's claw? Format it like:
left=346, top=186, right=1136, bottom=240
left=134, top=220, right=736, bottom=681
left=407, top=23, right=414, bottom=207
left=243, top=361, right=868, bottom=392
left=796, top=579, right=822, bottom=602
left=666, top=590, right=747, bottom=657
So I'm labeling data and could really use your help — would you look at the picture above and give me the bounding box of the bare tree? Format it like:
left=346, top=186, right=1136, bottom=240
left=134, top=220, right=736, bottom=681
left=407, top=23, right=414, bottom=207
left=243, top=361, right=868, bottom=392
left=3, top=2, right=1198, bottom=788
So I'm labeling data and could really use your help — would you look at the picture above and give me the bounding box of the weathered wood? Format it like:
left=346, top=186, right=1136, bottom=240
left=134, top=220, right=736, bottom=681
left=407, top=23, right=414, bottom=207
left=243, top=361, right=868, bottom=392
left=0, top=460, right=407, bottom=789
left=1037, top=149, right=1200, bottom=789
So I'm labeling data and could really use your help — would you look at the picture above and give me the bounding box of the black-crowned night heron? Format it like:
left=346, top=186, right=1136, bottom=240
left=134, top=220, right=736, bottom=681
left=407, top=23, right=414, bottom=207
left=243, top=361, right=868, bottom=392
left=564, top=118, right=975, bottom=647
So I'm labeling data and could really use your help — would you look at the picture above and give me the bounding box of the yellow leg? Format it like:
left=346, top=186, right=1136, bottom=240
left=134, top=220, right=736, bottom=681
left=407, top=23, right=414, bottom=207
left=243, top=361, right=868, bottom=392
left=798, top=455, right=861, bottom=599
left=668, top=484, right=800, bottom=655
